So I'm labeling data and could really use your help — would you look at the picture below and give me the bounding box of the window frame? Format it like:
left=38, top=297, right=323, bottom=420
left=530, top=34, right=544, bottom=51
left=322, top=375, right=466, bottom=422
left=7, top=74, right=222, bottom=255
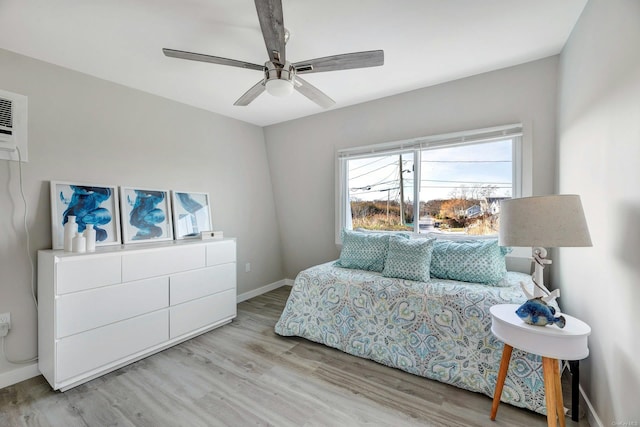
left=336, top=124, right=526, bottom=244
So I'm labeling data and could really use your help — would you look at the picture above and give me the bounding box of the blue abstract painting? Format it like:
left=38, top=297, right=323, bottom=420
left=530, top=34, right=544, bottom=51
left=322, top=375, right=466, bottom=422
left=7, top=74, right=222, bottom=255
left=51, top=182, right=121, bottom=249
left=121, top=187, right=173, bottom=244
left=172, top=191, right=212, bottom=239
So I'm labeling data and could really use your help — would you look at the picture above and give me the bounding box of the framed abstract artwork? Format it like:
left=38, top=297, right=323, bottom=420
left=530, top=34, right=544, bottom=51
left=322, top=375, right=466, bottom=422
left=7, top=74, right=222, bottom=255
left=171, top=191, right=212, bottom=239
left=50, top=181, right=121, bottom=249
left=120, top=187, right=174, bottom=244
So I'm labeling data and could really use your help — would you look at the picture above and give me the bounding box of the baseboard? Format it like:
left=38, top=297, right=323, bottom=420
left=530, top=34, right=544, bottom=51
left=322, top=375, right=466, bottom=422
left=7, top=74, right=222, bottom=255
left=580, top=384, right=604, bottom=427
left=284, top=278, right=294, bottom=287
left=0, top=362, right=39, bottom=389
left=237, top=279, right=289, bottom=303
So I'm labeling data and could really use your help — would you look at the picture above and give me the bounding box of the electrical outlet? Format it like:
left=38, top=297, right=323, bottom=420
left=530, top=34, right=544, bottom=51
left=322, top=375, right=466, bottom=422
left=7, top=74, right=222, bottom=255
left=245, top=263, right=251, bottom=273
left=0, top=312, right=10, bottom=337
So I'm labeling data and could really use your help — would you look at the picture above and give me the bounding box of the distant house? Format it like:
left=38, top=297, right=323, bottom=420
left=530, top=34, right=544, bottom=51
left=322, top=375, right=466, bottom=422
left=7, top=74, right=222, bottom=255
left=466, top=204, right=482, bottom=218
left=465, top=197, right=510, bottom=218
left=481, top=197, right=510, bottom=215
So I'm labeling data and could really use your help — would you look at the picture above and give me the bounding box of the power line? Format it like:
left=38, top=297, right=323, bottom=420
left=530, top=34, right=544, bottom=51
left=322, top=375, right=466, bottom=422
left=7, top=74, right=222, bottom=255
left=349, top=159, right=413, bottom=180
left=420, top=185, right=511, bottom=189
left=352, top=178, right=508, bottom=192
left=350, top=187, right=400, bottom=196
left=350, top=179, right=396, bottom=191
left=349, top=161, right=397, bottom=180
left=350, top=164, right=409, bottom=191
left=424, top=159, right=512, bottom=163
left=348, top=156, right=389, bottom=171
left=421, top=179, right=511, bottom=184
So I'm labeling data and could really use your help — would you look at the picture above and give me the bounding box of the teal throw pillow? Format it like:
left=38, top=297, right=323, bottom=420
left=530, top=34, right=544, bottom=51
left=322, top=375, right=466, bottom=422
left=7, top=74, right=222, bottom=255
left=335, top=230, right=391, bottom=272
left=383, top=236, right=435, bottom=282
left=430, top=239, right=510, bottom=284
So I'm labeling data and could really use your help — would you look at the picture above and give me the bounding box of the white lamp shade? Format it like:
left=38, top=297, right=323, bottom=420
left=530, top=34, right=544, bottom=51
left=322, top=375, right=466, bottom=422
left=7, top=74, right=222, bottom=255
left=265, top=78, right=294, bottom=97
left=499, top=195, right=592, bottom=248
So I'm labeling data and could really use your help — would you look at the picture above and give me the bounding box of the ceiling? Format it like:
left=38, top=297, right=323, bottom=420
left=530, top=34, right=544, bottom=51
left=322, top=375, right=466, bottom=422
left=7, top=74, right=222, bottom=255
left=0, top=1, right=587, bottom=127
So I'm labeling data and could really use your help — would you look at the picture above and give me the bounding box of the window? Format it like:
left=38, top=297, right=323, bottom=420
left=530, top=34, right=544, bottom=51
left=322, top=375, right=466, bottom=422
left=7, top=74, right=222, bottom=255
left=337, top=124, right=523, bottom=239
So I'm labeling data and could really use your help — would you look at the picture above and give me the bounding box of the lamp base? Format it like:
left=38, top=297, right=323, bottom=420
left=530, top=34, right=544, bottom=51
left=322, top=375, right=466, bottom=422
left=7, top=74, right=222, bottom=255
left=518, top=248, right=560, bottom=304
left=531, top=247, right=553, bottom=298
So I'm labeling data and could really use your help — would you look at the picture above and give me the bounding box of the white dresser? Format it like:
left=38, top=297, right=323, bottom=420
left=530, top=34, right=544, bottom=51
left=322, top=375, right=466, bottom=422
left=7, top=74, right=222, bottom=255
left=37, top=238, right=237, bottom=391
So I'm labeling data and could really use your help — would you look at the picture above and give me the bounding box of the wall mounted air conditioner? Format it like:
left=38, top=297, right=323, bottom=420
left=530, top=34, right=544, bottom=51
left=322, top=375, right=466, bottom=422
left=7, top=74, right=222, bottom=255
left=0, top=89, right=28, bottom=162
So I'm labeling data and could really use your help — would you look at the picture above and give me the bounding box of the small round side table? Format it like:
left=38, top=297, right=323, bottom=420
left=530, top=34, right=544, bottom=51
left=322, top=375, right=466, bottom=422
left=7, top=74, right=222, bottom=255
left=489, top=304, right=591, bottom=427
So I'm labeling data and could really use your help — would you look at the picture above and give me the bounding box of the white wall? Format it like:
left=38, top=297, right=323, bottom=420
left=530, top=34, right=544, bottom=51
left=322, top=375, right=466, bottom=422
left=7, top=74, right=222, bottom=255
left=557, top=0, right=640, bottom=424
left=0, top=48, right=283, bottom=379
left=265, top=57, right=559, bottom=279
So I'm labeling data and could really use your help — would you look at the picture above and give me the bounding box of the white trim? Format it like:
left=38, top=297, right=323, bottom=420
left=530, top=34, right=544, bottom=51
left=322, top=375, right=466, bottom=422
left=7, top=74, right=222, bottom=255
left=283, top=278, right=294, bottom=287
left=337, top=123, right=523, bottom=158
left=336, top=124, right=524, bottom=242
left=335, top=151, right=348, bottom=244
left=236, top=279, right=289, bottom=303
left=0, top=362, right=39, bottom=390
left=520, top=120, right=533, bottom=198
left=580, top=383, right=604, bottom=427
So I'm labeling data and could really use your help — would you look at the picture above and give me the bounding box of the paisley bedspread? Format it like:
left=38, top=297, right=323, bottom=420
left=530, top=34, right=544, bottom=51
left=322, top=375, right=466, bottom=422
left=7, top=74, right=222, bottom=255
left=274, top=261, right=549, bottom=414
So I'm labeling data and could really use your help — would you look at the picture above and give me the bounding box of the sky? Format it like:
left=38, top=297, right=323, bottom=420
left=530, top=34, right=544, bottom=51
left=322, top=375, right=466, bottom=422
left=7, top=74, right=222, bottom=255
left=348, top=139, right=513, bottom=203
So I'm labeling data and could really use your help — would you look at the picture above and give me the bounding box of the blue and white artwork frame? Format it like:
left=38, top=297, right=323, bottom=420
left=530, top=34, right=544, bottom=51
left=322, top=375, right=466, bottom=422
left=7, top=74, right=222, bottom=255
left=120, top=186, right=174, bottom=244
left=50, top=181, right=121, bottom=250
left=171, top=190, right=212, bottom=240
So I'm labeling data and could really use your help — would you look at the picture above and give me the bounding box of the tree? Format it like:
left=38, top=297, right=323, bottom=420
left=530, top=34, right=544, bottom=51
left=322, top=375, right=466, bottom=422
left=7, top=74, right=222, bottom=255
left=439, top=198, right=475, bottom=223
left=421, top=199, right=444, bottom=217
left=449, top=185, right=470, bottom=200
left=473, top=184, right=498, bottom=200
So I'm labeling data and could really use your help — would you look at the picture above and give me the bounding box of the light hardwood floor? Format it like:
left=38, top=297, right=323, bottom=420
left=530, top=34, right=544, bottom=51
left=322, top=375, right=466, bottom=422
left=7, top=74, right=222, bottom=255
left=0, top=286, right=589, bottom=427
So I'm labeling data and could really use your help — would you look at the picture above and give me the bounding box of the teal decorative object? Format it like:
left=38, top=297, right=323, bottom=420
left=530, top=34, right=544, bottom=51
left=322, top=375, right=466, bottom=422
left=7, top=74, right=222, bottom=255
left=515, top=297, right=566, bottom=328
left=430, top=239, right=510, bottom=284
left=335, top=230, right=390, bottom=272
left=382, top=236, right=435, bottom=282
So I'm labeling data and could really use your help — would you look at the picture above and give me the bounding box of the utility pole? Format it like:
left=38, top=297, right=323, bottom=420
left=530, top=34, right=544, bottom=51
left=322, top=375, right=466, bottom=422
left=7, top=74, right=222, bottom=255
left=387, top=189, right=390, bottom=224
left=399, top=155, right=405, bottom=225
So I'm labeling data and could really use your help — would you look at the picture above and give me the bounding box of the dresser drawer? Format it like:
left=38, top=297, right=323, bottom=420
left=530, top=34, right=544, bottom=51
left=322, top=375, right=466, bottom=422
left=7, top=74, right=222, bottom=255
left=56, top=276, right=169, bottom=339
left=170, top=264, right=235, bottom=306
left=56, top=310, right=168, bottom=382
left=56, top=255, right=122, bottom=295
left=206, top=240, right=236, bottom=266
left=122, top=245, right=206, bottom=282
left=169, top=289, right=236, bottom=339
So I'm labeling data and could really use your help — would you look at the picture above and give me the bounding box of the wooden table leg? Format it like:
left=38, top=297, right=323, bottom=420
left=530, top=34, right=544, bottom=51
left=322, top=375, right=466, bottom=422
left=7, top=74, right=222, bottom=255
left=542, top=357, right=559, bottom=427
left=490, top=344, right=513, bottom=420
left=554, top=359, right=566, bottom=427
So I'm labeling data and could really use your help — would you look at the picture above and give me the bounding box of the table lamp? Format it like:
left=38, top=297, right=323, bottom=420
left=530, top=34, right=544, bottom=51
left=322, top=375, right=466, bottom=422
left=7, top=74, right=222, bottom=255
left=499, top=195, right=592, bottom=300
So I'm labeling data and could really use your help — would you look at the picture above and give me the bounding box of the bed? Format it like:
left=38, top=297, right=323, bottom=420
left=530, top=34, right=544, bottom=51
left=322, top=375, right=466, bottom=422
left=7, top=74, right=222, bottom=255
left=274, top=233, right=549, bottom=415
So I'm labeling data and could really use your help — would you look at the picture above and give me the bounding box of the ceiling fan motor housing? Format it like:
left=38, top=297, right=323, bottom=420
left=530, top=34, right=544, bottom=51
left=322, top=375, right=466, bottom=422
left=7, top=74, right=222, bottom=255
left=264, top=61, right=296, bottom=97
left=265, top=61, right=295, bottom=83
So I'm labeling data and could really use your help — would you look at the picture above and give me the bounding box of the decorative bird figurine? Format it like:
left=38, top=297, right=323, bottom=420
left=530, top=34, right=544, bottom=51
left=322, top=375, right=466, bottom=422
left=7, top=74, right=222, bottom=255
left=515, top=297, right=566, bottom=328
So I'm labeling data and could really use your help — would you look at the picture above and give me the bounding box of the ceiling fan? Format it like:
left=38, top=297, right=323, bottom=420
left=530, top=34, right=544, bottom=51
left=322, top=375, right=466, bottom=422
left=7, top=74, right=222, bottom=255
left=163, top=0, right=384, bottom=108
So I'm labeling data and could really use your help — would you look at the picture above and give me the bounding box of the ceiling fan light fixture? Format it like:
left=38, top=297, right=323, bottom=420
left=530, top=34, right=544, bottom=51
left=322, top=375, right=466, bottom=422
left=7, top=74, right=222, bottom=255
left=264, top=61, right=295, bottom=97
left=265, top=78, right=294, bottom=97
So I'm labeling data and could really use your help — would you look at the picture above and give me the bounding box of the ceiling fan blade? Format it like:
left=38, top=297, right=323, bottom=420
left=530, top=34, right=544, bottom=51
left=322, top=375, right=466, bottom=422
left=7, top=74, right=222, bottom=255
left=293, top=50, right=384, bottom=74
left=234, top=80, right=266, bottom=106
left=254, top=0, right=286, bottom=63
left=163, top=48, right=264, bottom=71
left=294, top=76, right=335, bottom=109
